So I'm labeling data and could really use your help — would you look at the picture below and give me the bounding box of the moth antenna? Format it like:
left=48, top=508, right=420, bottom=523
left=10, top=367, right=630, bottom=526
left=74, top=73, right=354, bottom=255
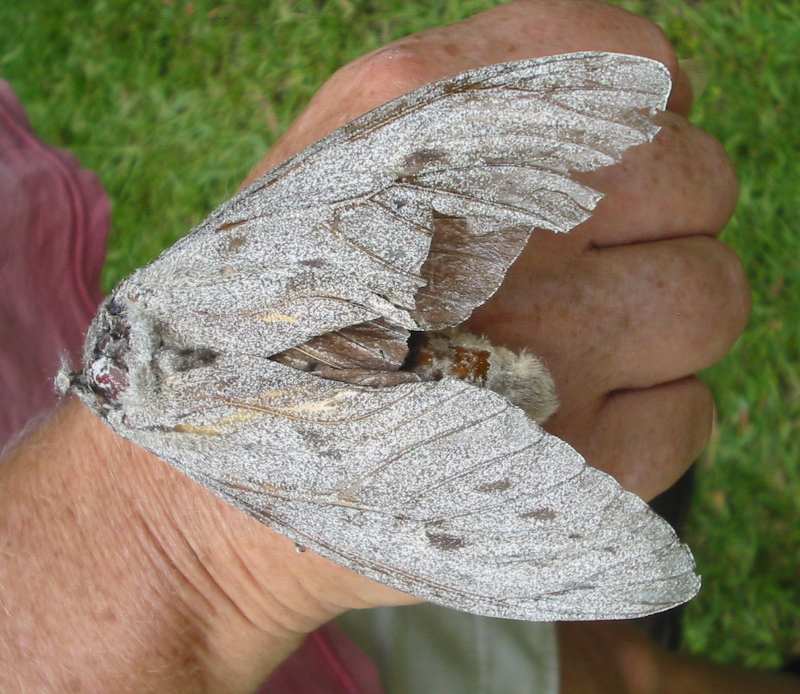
left=54, top=357, right=81, bottom=397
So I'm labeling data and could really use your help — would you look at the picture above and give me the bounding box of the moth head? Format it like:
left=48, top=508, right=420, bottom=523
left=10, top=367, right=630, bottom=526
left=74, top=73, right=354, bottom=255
left=61, top=297, right=134, bottom=414
left=61, top=285, right=222, bottom=418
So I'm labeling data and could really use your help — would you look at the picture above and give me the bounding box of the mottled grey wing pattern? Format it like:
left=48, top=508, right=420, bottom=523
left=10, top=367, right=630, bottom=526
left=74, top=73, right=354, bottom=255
left=108, top=354, right=697, bottom=620
left=72, top=53, right=700, bottom=620
left=115, top=52, right=668, bottom=361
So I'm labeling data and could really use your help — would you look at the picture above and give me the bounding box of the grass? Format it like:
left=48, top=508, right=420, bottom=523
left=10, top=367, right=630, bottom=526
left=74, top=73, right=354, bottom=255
left=642, top=0, right=800, bottom=667
left=2, top=0, right=799, bottom=672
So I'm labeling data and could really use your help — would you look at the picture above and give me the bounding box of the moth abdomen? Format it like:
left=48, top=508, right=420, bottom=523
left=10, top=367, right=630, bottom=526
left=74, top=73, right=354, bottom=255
left=405, top=328, right=558, bottom=423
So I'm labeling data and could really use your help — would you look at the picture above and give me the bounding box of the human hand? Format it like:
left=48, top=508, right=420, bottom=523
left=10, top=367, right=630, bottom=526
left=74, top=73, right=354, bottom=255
left=190, top=0, right=746, bottom=672
left=247, top=0, right=746, bottom=503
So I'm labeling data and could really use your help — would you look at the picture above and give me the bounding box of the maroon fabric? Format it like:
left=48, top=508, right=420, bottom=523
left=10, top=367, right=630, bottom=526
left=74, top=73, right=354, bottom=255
left=0, top=80, right=383, bottom=694
left=0, top=79, right=107, bottom=448
left=260, top=622, right=384, bottom=694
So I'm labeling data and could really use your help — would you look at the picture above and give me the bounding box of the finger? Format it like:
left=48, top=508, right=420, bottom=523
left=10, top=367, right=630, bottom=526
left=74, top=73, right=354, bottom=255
left=546, top=376, right=713, bottom=500
left=573, top=112, right=738, bottom=246
left=247, top=0, right=688, bottom=182
left=557, top=236, right=749, bottom=394
left=471, top=235, right=750, bottom=396
left=384, top=0, right=683, bottom=98
left=670, top=66, right=695, bottom=118
left=592, top=238, right=748, bottom=391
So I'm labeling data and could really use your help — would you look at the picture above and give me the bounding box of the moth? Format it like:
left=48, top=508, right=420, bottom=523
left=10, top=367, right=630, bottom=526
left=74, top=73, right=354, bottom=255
left=59, top=52, right=700, bottom=621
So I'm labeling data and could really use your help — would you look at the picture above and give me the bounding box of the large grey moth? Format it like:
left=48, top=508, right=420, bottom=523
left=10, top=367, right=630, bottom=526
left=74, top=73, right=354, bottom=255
left=59, top=52, right=700, bottom=621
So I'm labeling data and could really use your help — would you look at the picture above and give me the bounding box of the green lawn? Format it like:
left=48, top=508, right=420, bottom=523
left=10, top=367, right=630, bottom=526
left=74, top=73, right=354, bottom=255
left=1, top=0, right=798, bottom=671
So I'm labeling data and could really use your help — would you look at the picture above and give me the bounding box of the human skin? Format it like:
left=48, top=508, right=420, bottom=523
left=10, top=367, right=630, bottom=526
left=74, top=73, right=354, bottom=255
left=558, top=620, right=800, bottom=693
left=0, top=1, right=757, bottom=692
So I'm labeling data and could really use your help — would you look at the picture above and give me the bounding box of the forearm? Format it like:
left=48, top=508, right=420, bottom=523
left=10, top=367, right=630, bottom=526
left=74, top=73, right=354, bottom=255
left=0, top=400, right=327, bottom=692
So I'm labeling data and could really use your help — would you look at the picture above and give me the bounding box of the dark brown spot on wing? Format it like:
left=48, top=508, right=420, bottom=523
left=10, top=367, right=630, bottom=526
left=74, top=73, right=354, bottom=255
left=426, top=530, right=467, bottom=550
left=227, top=234, right=248, bottom=252
left=399, top=148, right=448, bottom=176
left=299, top=258, right=325, bottom=268
left=521, top=508, right=557, bottom=521
left=474, top=479, right=512, bottom=493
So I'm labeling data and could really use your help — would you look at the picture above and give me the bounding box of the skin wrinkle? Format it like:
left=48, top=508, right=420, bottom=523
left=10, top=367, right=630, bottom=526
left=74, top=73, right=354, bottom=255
left=144, top=483, right=320, bottom=686
left=213, top=536, right=285, bottom=631
left=202, top=530, right=322, bottom=642
left=104, top=500, right=214, bottom=690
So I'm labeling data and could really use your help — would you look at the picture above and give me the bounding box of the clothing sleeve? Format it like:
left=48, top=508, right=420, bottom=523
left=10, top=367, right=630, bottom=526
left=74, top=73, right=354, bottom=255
left=339, top=605, right=559, bottom=694
left=0, top=79, right=108, bottom=449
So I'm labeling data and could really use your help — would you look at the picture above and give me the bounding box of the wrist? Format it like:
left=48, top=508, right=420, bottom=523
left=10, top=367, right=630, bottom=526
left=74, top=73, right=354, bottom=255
left=0, top=399, right=395, bottom=691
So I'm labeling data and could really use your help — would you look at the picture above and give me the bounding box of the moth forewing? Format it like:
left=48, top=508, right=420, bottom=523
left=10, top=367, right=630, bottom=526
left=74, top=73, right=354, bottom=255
left=67, top=52, right=699, bottom=621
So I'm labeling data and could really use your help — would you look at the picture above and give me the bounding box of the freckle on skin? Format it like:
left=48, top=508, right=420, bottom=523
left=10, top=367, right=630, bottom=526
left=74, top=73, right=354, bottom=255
left=96, top=608, right=118, bottom=623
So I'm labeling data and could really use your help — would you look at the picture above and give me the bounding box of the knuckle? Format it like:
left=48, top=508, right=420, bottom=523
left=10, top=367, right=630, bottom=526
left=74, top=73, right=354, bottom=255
left=334, top=47, right=431, bottom=102
left=685, top=379, right=715, bottom=464
left=653, top=114, right=739, bottom=230
left=712, top=239, right=752, bottom=335
left=676, top=236, right=750, bottom=364
left=693, top=126, right=739, bottom=224
left=511, top=0, right=678, bottom=69
left=665, top=237, right=748, bottom=379
left=647, top=378, right=713, bottom=495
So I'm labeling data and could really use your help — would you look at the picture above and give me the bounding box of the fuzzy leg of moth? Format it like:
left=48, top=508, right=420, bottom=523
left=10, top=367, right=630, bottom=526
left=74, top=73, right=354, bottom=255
left=405, top=328, right=558, bottom=424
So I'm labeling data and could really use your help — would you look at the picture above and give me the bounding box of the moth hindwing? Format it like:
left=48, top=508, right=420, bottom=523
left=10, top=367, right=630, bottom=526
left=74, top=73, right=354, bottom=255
left=68, top=52, right=700, bottom=621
